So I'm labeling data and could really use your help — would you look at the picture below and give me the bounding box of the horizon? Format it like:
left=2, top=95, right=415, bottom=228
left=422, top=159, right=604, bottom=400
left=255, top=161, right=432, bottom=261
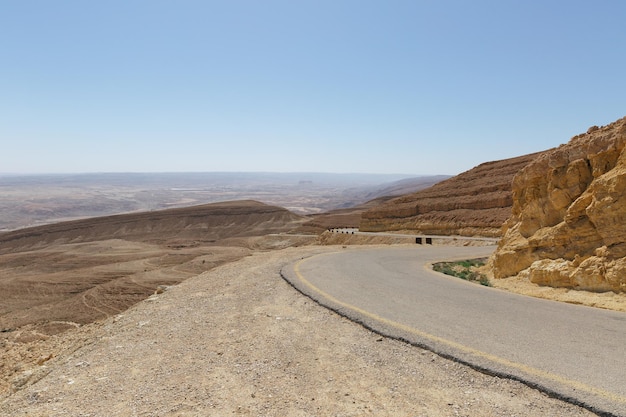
left=0, top=170, right=427, bottom=176
left=2, top=1, right=625, bottom=176
left=0, top=171, right=428, bottom=180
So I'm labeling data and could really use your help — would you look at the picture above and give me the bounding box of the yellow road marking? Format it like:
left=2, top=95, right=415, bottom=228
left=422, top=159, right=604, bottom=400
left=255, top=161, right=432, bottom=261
left=293, top=255, right=626, bottom=405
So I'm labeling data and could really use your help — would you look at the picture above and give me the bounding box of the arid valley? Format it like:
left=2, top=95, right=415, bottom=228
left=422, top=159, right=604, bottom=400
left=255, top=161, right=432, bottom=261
left=2, top=118, right=626, bottom=416
left=4, top=1, right=626, bottom=414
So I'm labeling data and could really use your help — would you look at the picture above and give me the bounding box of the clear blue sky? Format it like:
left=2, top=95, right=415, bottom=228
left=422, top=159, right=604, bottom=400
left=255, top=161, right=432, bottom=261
left=1, top=1, right=624, bottom=175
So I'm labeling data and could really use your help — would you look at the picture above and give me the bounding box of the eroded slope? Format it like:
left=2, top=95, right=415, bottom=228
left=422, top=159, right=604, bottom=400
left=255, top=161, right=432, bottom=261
left=360, top=152, right=545, bottom=237
left=0, top=200, right=306, bottom=337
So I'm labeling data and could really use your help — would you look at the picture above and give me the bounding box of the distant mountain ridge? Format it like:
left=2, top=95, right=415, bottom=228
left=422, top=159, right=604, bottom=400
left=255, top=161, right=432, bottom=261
left=360, top=175, right=452, bottom=201
left=0, top=172, right=436, bottom=231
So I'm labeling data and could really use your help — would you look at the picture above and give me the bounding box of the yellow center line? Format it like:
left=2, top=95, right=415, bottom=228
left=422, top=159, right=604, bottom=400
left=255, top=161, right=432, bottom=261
left=293, top=255, right=626, bottom=405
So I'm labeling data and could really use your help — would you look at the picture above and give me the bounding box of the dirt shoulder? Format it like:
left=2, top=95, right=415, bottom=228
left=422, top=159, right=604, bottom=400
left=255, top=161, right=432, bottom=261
left=1, top=246, right=596, bottom=416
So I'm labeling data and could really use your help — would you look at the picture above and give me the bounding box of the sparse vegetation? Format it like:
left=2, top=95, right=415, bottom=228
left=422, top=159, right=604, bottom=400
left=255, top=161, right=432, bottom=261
left=432, top=258, right=491, bottom=286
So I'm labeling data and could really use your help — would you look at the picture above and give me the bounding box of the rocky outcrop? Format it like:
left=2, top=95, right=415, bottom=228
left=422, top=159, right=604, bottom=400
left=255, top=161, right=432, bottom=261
left=492, top=116, right=626, bottom=293
left=360, top=152, right=544, bottom=237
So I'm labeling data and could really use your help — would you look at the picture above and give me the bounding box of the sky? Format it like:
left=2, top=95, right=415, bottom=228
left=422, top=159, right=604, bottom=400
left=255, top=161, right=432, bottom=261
left=1, top=1, right=625, bottom=176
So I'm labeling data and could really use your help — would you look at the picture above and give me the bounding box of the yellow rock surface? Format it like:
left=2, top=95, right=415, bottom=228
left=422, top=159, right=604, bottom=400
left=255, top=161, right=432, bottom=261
left=492, top=116, right=626, bottom=292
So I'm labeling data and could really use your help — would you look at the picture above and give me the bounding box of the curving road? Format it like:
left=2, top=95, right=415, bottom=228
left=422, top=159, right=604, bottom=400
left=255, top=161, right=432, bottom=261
left=282, top=246, right=626, bottom=417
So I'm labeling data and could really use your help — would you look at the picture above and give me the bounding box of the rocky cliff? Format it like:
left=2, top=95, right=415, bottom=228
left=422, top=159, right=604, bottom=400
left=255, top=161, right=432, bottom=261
left=360, top=152, right=544, bottom=237
left=492, top=116, right=626, bottom=293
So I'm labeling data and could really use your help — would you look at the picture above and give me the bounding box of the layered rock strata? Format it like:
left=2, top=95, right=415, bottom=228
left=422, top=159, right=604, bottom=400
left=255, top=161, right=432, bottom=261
left=492, top=116, right=626, bottom=293
left=360, top=153, right=543, bottom=237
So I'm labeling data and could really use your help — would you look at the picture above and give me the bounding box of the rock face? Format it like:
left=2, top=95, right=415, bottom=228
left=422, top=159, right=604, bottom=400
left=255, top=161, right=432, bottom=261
left=360, top=152, right=544, bottom=237
left=492, top=116, right=626, bottom=293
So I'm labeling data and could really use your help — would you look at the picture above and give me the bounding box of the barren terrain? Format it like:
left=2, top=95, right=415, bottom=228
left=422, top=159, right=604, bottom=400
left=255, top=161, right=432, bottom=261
left=2, top=181, right=625, bottom=415
left=0, top=246, right=598, bottom=416
left=0, top=173, right=441, bottom=231
left=0, top=201, right=309, bottom=340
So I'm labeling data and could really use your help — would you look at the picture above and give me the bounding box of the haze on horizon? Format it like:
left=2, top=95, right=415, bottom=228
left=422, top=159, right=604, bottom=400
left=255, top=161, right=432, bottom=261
left=1, top=1, right=625, bottom=176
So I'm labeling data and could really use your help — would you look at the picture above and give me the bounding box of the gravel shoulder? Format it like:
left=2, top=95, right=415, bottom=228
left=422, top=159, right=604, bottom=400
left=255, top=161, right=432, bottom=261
left=0, top=246, right=598, bottom=416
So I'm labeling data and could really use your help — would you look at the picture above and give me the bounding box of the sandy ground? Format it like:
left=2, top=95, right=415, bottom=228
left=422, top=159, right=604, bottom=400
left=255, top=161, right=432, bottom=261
left=490, top=271, right=626, bottom=313
left=0, top=245, right=601, bottom=416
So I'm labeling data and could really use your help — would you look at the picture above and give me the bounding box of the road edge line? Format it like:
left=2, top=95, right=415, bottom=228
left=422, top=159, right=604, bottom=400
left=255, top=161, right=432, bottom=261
left=280, top=252, right=624, bottom=417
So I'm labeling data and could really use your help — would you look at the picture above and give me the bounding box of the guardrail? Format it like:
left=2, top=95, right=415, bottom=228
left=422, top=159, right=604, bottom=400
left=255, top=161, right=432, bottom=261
left=328, top=228, right=499, bottom=244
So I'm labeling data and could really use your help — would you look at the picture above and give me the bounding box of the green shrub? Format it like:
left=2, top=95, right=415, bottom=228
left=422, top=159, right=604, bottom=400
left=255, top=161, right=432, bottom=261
left=432, top=258, right=491, bottom=286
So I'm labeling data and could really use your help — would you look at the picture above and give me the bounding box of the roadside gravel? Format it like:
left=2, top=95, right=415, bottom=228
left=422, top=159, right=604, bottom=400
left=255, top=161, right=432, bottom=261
left=1, top=246, right=596, bottom=416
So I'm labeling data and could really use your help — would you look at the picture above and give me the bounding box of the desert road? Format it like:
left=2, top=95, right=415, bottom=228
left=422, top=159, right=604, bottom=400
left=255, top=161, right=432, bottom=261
left=282, top=246, right=626, bottom=417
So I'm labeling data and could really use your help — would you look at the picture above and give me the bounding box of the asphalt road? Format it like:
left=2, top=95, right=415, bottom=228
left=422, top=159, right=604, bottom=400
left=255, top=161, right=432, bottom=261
left=282, top=245, right=626, bottom=417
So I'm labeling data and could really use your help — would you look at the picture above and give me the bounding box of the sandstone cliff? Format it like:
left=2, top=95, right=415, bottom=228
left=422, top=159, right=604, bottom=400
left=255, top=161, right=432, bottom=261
left=360, top=152, right=544, bottom=237
left=492, top=116, right=626, bottom=293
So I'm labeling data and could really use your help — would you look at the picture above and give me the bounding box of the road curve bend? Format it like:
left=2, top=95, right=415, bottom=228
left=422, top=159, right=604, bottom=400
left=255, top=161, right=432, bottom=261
left=281, top=246, right=626, bottom=417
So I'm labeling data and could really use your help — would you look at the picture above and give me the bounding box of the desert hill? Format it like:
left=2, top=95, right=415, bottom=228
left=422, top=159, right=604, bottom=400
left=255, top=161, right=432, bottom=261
left=0, top=200, right=308, bottom=340
left=492, top=116, right=626, bottom=293
left=0, top=200, right=303, bottom=253
left=359, top=151, right=547, bottom=237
